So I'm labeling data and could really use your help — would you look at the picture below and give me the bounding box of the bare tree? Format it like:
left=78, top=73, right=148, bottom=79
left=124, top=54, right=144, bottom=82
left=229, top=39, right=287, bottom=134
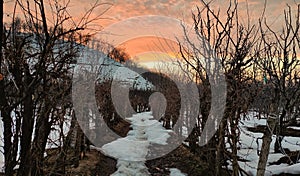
left=0, top=0, right=107, bottom=175
left=178, top=1, right=259, bottom=175
left=257, top=4, right=300, bottom=153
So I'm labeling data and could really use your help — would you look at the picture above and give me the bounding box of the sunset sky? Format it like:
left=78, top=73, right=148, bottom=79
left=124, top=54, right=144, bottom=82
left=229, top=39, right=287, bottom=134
left=3, top=0, right=300, bottom=68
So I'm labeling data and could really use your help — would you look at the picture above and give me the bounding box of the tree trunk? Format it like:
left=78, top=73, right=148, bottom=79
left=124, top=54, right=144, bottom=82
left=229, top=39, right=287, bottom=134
left=50, top=111, right=76, bottom=175
left=216, top=118, right=226, bottom=176
left=275, top=108, right=287, bottom=153
left=230, top=107, right=241, bottom=176
left=73, top=121, right=84, bottom=168
left=257, top=117, right=277, bottom=176
left=17, top=89, right=34, bottom=176
left=0, top=2, right=15, bottom=175
left=231, top=119, right=239, bottom=176
left=1, top=5, right=19, bottom=174
left=31, top=100, right=52, bottom=176
left=2, top=109, right=14, bottom=175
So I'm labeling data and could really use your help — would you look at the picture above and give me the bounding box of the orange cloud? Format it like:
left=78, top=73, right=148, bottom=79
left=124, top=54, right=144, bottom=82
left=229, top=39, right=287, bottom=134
left=3, top=0, right=299, bottom=60
left=118, top=36, right=180, bottom=59
left=4, top=1, right=297, bottom=26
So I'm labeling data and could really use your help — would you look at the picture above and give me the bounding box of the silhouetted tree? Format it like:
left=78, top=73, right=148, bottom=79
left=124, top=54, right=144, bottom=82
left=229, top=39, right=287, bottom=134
left=179, top=1, right=259, bottom=175
left=0, top=0, right=106, bottom=175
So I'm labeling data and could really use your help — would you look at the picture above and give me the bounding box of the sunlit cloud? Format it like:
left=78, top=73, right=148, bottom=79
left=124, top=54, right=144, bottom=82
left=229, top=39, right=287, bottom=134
left=3, top=0, right=299, bottom=61
left=118, top=36, right=180, bottom=59
left=134, top=52, right=180, bottom=72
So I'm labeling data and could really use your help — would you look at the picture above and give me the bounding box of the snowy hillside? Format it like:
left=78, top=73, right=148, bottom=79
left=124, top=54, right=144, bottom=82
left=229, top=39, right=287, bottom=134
left=76, top=47, right=154, bottom=90
left=0, top=45, right=154, bottom=172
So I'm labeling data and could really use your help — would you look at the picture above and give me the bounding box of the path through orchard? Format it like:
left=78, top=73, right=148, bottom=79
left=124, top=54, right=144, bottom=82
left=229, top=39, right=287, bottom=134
left=99, top=111, right=186, bottom=176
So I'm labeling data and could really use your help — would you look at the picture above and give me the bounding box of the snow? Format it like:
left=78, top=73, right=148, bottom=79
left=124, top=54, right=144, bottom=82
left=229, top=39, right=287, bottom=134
left=46, top=115, right=72, bottom=149
left=102, top=138, right=149, bottom=161
left=0, top=114, right=71, bottom=171
left=0, top=45, right=154, bottom=173
left=97, top=112, right=188, bottom=175
left=0, top=115, right=3, bottom=172
left=281, top=136, right=300, bottom=150
left=77, top=47, right=154, bottom=91
left=100, top=111, right=172, bottom=175
left=240, top=111, right=267, bottom=128
left=120, top=112, right=171, bottom=143
left=169, top=168, right=187, bottom=176
left=287, top=126, right=300, bottom=130
left=267, top=163, right=300, bottom=175
left=237, top=110, right=300, bottom=175
left=1, top=104, right=300, bottom=175
left=111, top=160, right=149, bottom=176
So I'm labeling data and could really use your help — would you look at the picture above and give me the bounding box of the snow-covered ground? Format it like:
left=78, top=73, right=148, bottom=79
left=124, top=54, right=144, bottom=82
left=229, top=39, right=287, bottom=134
left=97, top=111, right=187, bottom=175
left=287, top=126, right=300, bottom=130
left=0, top=47, right=153, bottom=171
left=1, top=109, right=299, bottom=175
left=238, top=111, right=300, bottom=175
left=0, top=117, right=3, bottom=173
left=169, top=168, right=187, bottom=176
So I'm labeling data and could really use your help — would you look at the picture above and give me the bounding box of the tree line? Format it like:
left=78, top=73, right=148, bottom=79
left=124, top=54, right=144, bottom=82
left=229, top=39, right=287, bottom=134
left=175, top=1, right=300, bottom=176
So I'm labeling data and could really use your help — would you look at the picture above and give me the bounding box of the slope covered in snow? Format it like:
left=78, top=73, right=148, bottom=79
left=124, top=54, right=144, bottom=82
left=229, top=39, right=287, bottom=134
left=76, top=47, right=154, bottom=91
left=0, top=45, right=153, bottom=172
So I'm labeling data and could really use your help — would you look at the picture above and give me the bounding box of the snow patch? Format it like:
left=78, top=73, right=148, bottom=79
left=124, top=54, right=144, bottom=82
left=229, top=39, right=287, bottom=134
left=287, top=126, right=300, bottom=130
left=169, top=168, right=187, bottom=176
left=101, top=111, right=172, bottom=175
left=238, top=111, right=300, bottom=175
left=267, top=163, right=300, bottom=176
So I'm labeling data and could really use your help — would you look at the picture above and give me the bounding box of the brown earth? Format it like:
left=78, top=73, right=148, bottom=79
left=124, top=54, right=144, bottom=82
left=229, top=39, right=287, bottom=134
left=41, top=144, right=226, bottom=176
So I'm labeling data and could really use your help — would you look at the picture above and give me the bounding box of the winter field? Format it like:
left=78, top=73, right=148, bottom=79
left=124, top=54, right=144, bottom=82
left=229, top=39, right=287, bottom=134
left=1, top=109, right=299, bottom=175
left=97, top=110, right=300, bottom=176
left=0, top=47, right=299, bottom=175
